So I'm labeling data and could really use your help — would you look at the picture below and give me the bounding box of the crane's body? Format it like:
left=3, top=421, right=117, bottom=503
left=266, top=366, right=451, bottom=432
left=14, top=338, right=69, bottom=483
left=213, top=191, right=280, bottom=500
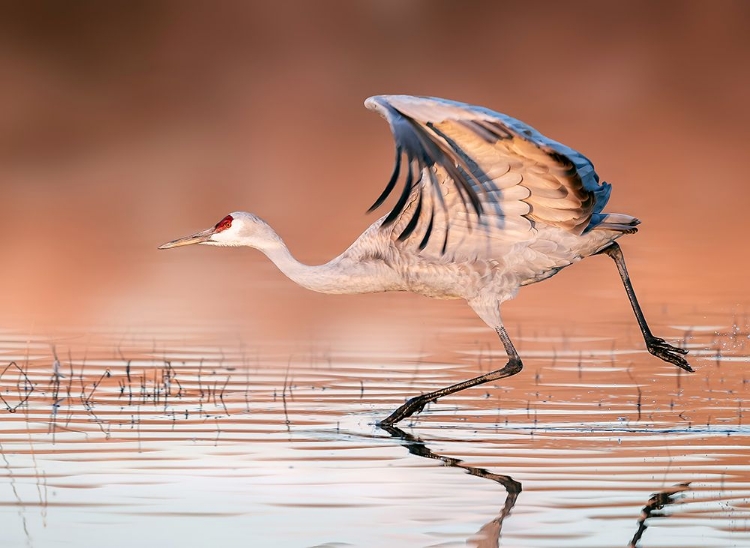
left=252, top=214, right=626, bottom=301
left=160, top=95, right=691, bottom=425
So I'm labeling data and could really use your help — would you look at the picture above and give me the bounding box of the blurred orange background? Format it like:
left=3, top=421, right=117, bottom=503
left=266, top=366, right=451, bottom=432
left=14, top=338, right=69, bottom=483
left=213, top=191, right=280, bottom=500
left=1, top=1, right=748, bottom=340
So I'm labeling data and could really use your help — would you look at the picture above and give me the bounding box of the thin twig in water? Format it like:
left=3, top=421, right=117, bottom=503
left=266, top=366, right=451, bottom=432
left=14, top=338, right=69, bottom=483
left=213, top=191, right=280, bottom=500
left=82, top=369, right=111, bottom=406
left=282, top=357, right=292, bottom=432
left=627, top=369, right=643, bottom=422
left=198, top=358, right=205, bottom=399
left=0, top=362, right=34, bottom=412
left=218, top=376, right=230, bottom=416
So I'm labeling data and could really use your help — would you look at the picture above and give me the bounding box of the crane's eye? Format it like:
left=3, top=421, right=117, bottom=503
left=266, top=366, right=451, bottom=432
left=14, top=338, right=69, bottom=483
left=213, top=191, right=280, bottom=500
left=214, top=215, right=233, bottom=233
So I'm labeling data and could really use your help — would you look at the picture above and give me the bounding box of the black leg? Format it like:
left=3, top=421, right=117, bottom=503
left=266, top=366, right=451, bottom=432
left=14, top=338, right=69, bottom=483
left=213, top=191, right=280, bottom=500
left=599, top=242, right=692, bottom=372
left=379, top=326, right=522, bottom=426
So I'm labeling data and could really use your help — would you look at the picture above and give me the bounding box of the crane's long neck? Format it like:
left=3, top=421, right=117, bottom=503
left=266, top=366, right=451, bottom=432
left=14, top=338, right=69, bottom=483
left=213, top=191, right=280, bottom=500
left=254, top=230, right=394, bottom=295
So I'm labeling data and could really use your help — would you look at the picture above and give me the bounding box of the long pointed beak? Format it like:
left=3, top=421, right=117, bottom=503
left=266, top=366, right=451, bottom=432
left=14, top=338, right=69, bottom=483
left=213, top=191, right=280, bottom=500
left=158, top=227, right=215, bottom=249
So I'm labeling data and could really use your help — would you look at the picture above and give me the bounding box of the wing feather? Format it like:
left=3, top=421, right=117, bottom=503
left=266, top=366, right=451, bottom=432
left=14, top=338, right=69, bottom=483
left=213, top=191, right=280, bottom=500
left=365, top=95, right=612, bottom=257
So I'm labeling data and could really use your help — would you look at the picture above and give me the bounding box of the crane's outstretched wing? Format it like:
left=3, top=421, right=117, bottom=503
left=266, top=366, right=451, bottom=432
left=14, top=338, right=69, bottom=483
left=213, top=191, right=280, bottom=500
left=365, top=95, right=611, bottom=255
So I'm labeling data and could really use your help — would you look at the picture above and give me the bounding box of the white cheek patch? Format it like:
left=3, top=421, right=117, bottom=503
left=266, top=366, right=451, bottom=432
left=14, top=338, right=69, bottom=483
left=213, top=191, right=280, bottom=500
left=207, top=223, right=248, bottom=247
left=210, top=228, right=240, bottom=246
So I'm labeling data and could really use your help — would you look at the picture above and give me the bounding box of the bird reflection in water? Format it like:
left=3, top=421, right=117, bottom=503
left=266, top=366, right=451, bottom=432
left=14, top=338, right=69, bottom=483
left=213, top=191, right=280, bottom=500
left=380, top=424, right=521, bottom=547
left=629, top=482, right=691, bottom=548
left=381, top=425, right=690, bottom=547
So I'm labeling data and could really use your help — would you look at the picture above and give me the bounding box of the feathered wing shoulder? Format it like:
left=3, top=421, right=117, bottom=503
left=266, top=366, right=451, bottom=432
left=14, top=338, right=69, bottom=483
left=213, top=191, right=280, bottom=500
left=365, top=95, right=612, bottom=254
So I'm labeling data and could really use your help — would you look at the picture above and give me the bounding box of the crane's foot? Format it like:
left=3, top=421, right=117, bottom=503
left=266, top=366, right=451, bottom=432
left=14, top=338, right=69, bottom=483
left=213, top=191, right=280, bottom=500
left=379, top=394, right=429, bottom=427
left=646, top=336, right=693, bottom=372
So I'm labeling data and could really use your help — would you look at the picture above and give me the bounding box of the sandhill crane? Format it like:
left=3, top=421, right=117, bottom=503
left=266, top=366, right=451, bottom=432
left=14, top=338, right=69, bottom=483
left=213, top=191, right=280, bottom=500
left=159, top=95, right=692, bottom=426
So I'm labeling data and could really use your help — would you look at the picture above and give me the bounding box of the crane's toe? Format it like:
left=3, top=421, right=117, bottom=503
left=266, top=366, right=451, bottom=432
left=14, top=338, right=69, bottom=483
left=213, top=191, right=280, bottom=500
left=380, top=395, right=429, bottom=426
left=646, top=336, right=693, bottom=372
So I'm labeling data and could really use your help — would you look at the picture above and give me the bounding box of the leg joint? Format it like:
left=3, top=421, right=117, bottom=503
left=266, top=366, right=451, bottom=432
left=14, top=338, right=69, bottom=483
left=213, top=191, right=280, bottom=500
left=598, top=241, right=622, bottom=260
left=506, top=357, right=523, bottom=376
left=487, top=356, right=523, bottom=380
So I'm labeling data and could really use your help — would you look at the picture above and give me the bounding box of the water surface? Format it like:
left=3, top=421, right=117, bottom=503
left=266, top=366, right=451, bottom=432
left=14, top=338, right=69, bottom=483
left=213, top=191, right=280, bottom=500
left=0, top=310, right=748, bottom=547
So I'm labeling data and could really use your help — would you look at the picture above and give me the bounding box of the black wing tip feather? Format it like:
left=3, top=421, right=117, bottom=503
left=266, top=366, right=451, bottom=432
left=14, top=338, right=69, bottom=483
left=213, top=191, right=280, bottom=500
left=418, top=207, right=435, bottom=250
left=396, top=190, right=423, bottom=242
left=367, top=146, right=402, bottom=214
left=382, top=153, right=415, bottom=226
left=367, top=98, right=485, bottom=249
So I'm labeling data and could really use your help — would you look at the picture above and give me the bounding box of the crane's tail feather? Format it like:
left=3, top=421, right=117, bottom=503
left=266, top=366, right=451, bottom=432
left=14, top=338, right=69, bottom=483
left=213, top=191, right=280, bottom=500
left=587, top=213, right=640, bottom=234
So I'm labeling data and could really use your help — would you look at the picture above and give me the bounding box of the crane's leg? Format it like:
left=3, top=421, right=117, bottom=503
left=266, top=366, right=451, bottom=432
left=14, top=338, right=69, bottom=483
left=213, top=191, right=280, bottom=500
left=379, top=325, right=522, bottom=426
left=598, top=242, right=692, bottom=372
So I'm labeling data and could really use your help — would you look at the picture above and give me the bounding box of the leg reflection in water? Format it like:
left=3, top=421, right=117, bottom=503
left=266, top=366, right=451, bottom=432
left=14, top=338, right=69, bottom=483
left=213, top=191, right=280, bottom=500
left=380, top=424, right=522, bottom=547
left=628, top=482, right=690, bottom=548
left=380, top=426, right=690, bottom=547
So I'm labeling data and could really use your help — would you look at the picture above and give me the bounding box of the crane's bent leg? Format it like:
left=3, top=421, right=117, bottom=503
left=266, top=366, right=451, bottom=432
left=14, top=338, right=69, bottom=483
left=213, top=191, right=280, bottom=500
left=379, top=326, right=522, bottom=426
left=599, top=242, right=692, bottom=372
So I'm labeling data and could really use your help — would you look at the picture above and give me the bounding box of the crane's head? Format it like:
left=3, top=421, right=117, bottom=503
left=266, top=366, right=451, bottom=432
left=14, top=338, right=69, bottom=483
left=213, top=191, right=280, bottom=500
left=158, top=212, right=280, bottom=250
